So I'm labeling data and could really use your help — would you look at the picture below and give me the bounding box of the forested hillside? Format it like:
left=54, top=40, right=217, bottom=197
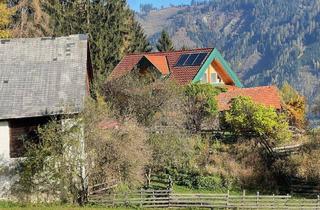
left=137, top=0, right=320, bottom=120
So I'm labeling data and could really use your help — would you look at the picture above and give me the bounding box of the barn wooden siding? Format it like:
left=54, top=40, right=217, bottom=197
left=9, top=117, right=50, bottom=158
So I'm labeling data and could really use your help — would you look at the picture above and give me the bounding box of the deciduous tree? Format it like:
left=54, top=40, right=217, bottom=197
left=280, top=82, right=306, bottom=129
left=0, top=0, right=13, bottom=38
left=223, top=96, right=291, bottom=145
left=185, top=83, right=225, bottom=132
left=13, top=98, right=151, bottom=204
left=9, top=0, right=52, bottom=37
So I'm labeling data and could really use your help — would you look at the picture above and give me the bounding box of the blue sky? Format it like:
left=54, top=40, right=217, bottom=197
left=127, top=0, right=191, bottom=11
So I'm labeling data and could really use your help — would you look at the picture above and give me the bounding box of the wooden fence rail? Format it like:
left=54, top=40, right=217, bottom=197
left=90, top=189, right=320, bottom=209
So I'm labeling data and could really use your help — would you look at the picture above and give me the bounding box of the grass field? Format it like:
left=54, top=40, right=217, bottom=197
left=0, top=183, right=315, bottom=210
left=0, top=202, right=164, bottom=210
left=0, top=201, right=196, bottom=210
left=0, top=207, right=131, bottom=210
left=0, top=203, right=193, bottom=210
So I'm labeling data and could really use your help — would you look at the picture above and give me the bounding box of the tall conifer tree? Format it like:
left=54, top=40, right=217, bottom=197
left=156, top=30, right=174, bottom=52
left=48, top=0, right=151, bottom=85
left=129, top=21, right=152, bottom=53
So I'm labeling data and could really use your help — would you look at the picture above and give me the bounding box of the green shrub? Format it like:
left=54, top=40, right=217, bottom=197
left=223, top=96, right=291, bottom=144
left=169, top=170, right=200, bottom=188
left=196, top=175, right=223, bottom=190
left=185, top=83, right=225, bottom=115
left=185, top=83, right=226, bottom=132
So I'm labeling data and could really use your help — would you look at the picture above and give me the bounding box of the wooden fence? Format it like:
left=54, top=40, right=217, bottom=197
left=90, top=189, right=320, bottom=209
left=273, top=144, right=304, bottom=156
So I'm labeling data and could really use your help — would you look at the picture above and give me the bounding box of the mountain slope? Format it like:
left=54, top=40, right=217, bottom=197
left=137, top=0, right=320, bottom=119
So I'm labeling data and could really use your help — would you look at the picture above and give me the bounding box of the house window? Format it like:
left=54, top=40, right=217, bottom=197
left=201, top=73, right=207, bottom=83
left=211, top=72, right=218, bottom=84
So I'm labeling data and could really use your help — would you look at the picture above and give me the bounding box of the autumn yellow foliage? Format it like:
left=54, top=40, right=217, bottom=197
left=280, top=82, right=306, bottom=129
left=0, top=1, right=13, bottom=38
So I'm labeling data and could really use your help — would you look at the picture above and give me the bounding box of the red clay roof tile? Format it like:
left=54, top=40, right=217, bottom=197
left=217, top=86, right=282, bottom=111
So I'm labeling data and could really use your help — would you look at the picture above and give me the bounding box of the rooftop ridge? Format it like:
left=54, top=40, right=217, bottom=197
left=0, top=34, right=88, bottom=42
left=126, top=47, right=214, bottom=56
left=237, top=85, right=279, bottom=90
left=225, top=85, right=279, bottom=92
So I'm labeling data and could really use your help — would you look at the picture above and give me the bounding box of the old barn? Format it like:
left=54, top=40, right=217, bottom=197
left=0, top=34, right=92, bottom=160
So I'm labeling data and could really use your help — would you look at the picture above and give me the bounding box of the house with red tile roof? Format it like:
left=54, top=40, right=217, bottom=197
left=110, top=48, right=243, bottom=86
left=217, top=86, right=282, bottom=111
left=110, top=48, right=282, bottom=111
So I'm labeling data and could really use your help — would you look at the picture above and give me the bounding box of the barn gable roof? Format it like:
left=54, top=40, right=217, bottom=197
left=0, top=34, right=89, bottom=120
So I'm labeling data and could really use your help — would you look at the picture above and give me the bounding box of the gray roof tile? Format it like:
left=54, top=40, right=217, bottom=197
left=0, top=34, right=89, bottom=120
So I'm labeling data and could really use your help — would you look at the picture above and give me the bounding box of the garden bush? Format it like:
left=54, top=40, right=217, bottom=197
left=195, top=175, right=223, bottom=190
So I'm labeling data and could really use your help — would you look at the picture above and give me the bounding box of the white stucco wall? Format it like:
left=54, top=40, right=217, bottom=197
left=0, top=121, right=12, bottom=199
left=0, top=121, right=10, bottom=160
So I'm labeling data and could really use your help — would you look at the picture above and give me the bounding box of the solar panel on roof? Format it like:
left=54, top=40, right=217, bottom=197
left=184, top=53, right=199, bottom=66
left=176, top=54, right=190, bottom=66
left=192, top=53, right=208, bottom=66
left=175, top=52, right=209, bottom=67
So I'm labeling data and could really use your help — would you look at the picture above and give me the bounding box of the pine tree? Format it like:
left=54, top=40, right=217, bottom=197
left=156, top=30, right=174, bottom=52
left=129, top=21, right=152, bottom=53
left=48, top=0, right=151, bottom=85
left=0, top=1, right=13, bottom=38
left=181, top=45, right=190, bottom=50
left=48, top=0, right=89, bottom=36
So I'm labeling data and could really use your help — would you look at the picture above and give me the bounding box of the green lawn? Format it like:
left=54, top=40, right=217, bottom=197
left=0, top=207, right=129, bottom=210
left=172, top=184, right=260, bottom=196
left=0, top=208, right=194, bottom=210
left=0, top=205, right=192, bottom=210
left=0, top=202, right=193, bottom=210
left=0, top=203, right=150, bottom=210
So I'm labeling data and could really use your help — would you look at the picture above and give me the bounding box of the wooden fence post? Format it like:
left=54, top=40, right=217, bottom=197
left=272, top=194, right=275, bottom=209
left=140, top=189, right=143, bottom=208
left=317, top=195, right=320, bottom=210
left=125, top=192, right=128, bottom=206
left=242, top=190, right=245, bottom=207
left=256, top=191, right=259, bottom=208
left=286, top=194, right=289, bottom=210
left=112, top=193, right=115, bottom=207
left=300, top=198, right=304, bottom=209
left=226, top=190, right=230, bottom=209
left=168, top=188, right=171, bottom=208
left=153, top=190, right=155, bottom=207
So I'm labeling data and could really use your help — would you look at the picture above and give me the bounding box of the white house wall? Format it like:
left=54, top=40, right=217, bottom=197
left=0, top=121, right=10, bottom=160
